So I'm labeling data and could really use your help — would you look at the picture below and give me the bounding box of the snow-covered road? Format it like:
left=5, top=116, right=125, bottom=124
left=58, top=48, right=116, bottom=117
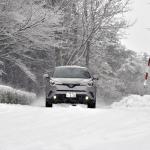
left=0, top=95, right=150, bottom=150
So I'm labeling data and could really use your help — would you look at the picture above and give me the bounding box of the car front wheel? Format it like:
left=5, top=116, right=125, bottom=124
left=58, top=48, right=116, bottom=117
left=46, top=99, right=53, bottom=107
left=87, top=101, right=96, bottom=108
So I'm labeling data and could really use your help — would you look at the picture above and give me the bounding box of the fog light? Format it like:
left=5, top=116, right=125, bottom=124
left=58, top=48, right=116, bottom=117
left=85, top=96, right=89, bottom=100
left=53, top=95, right=57, bottom=100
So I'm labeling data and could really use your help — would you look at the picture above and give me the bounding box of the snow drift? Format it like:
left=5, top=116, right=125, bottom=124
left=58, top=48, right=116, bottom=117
left=112, top=95, right=150, bottom=108
left=0, top=85, right=36, bottom=105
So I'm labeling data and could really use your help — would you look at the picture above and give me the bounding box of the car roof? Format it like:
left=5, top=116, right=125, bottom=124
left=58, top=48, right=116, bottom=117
left=55, top=65, right=88, bottom=69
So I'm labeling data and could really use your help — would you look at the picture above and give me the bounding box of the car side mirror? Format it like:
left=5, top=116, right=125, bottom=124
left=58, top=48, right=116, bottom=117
left=93, top=74, right=99, bottom=80
left=43, top=73, right=50, bottom=79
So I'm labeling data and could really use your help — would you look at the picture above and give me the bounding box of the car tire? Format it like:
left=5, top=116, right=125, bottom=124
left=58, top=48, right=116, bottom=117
left=87, top=101, right=96, bottom=108
left=46, top=99, right=53, bottom=107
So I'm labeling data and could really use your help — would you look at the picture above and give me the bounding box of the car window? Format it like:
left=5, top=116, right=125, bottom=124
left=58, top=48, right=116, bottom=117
left=53, top=67, right=91, bottom=79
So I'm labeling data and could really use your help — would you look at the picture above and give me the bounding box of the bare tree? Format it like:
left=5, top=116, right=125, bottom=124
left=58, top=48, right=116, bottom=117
left=66, top=0, right=130, bottom=66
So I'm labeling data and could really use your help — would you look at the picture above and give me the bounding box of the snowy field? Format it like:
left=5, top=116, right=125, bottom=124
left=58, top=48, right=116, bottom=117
left=0, top=95, right=150, bottom=150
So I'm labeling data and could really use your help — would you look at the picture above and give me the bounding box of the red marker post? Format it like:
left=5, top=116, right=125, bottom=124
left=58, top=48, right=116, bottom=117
left=144, top=58, right=150, bottom=87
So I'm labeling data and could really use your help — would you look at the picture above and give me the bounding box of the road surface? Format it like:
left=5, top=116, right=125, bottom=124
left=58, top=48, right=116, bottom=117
left=0, top=95, right=150, bottom=150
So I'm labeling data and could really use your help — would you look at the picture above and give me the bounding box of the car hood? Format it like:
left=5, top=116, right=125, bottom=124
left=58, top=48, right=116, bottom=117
left=51, top=78, right=92, bottom=85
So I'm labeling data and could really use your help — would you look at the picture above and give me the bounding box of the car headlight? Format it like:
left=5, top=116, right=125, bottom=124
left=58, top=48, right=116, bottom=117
left=49, top=80, right=55, bottom=85
left=88, top=81, right=94, bottom=86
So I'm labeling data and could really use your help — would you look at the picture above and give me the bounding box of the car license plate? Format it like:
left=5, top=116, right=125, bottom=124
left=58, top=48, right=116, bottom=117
left=66, top=92, right=76, bottom=98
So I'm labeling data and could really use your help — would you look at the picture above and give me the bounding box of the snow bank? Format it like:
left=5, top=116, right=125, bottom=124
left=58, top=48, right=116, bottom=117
left=112, top=95, right=150, bottom=108
left=0, top=85, right=36, bottom=105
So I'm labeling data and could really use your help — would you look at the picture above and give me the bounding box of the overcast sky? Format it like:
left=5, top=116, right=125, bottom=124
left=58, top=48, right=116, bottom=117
left=121, top=0, right=150, bottom=54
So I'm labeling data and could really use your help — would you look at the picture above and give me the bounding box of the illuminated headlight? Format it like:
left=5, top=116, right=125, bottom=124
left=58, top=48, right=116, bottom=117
left=85, top=96, right=89, bottom=100
left=88, top=81, right=93, bottom=86
left=49, top=80, right=55, bottom=85
left=53, top=95, right=57, bottom=100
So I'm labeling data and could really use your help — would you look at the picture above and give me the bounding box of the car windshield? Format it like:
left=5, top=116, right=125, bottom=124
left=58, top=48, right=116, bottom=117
left=53, top=67, right=91, bottom=79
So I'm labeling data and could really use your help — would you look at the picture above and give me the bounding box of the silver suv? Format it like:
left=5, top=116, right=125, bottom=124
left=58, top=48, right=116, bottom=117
left=44, top=66, right=98, bottom=108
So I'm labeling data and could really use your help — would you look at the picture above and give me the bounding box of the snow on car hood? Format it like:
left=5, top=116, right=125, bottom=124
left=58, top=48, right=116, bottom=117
left=51, top=78, right=92, bottom=85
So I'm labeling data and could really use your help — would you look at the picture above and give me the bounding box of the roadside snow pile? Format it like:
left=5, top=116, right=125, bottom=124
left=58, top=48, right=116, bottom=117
left=112, top=95, right=150, bottom=108
left=0, top=85, right=36, bottom=105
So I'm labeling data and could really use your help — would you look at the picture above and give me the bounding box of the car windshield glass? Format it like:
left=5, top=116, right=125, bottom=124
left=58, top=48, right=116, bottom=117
left=53, top=67, right=91, bottom=79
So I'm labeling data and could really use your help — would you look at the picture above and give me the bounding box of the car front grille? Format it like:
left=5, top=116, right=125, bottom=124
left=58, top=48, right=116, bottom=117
left=57, top=90, right=86, bottom=92
left=55, top=94, right=87, bottom=104
left=62, top=83, right=80, bottom=88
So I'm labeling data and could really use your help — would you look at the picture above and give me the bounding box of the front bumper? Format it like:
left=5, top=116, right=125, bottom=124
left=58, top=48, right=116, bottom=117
left=46, top=84, right=96, bottom=104
left=47, top=94, right=88, bottom=104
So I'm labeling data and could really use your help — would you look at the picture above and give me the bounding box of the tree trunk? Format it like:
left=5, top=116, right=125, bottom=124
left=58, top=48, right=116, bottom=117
left=84, top=0, right=90, bottom=68
left=55, top=47, right=62, bottom=66
left=85, top=40, right=90, bottom=67
left=72, top=3, right=78, bottom=48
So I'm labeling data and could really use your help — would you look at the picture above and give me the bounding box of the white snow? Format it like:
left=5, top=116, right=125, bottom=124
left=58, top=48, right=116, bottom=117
left=0, top=95, right=150, bottom=150
left=0, top=85, right=36, bottom=98
left=112, top=95, right=150, bottom=108
left=0, top=85, right=36, bottom=104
